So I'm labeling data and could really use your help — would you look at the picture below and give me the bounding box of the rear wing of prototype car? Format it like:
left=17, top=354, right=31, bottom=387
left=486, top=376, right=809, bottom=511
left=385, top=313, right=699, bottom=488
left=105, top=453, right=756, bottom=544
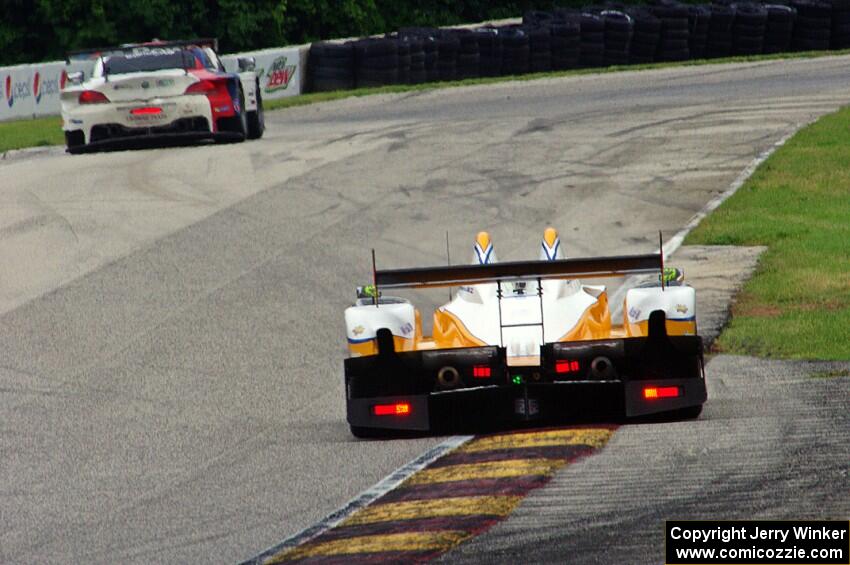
left=374, top=253, right=664, bottom=290
left=66, top=38, right=219, bottom=63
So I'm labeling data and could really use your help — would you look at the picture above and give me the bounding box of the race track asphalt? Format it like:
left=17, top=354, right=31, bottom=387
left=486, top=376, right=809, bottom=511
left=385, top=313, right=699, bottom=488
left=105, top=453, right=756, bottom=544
left=1, top=55, right=850, bottom=563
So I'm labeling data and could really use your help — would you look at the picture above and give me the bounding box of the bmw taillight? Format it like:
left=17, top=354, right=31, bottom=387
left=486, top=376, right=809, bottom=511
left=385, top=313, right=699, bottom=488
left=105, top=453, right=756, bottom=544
left=79, top=90, right=109, bottom=104
left=185, top=79, right=217, bottom=94
left=184, top=79, right=234, bottom=118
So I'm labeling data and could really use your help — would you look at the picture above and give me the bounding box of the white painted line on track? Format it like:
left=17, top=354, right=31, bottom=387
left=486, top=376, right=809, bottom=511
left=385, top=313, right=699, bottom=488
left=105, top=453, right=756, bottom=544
left=240, top=434, right=474, bottom=565
left=609, top=123, right=805, bottom=313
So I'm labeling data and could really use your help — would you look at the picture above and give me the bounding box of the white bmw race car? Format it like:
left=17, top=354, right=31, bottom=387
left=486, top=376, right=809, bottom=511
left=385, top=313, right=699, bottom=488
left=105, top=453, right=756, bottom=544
left=60, top=39, right=264, bottom=153
left=344, top=228, right=707, bottom=437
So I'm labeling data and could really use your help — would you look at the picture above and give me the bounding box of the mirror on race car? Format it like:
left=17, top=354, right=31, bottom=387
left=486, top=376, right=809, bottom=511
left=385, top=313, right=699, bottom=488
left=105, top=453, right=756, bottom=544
left=356, top=285, right=381, bottom=300
left=66, top=71, right=84, bottom=86
left=237, top=56, right=256, bottom=72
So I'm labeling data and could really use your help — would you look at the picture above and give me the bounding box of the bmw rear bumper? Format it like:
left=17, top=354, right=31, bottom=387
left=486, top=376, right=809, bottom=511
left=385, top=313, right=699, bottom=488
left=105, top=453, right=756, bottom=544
left=67, top=130, right=242, bottom=153
left=66, top=117, right=244, bottom=153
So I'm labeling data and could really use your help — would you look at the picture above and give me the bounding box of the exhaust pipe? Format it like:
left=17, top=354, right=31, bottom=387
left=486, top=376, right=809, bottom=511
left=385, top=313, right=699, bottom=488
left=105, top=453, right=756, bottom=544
left=590, top=356, right=617, bottom=379
left=437, top=366, right=461, bottom=389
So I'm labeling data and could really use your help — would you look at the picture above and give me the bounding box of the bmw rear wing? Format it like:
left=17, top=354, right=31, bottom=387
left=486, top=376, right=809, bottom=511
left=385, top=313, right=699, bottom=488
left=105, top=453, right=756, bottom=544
left=374, top=253, right=663, bottom=290
left=66, top=38, right=219, bottom=63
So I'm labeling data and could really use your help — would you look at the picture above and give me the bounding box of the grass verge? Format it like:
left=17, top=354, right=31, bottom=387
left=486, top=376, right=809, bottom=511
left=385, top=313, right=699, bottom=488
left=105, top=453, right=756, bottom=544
left=686, top=107, right=850, bottom=360
left=0, top=116, right=64, bottom=153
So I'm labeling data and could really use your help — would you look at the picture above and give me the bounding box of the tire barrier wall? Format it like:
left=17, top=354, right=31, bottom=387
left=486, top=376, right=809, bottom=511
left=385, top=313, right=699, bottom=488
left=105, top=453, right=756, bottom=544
left=307, top=0, right=850, bottom=93
left=4, top=1, right=850, bottom=121
left=0, top=45, right=307, bottom=122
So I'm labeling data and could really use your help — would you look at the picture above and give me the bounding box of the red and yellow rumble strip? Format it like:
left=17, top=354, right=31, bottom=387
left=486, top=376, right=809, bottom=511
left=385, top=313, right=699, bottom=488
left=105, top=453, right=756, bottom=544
left=265, top=426, right=616, bottom=564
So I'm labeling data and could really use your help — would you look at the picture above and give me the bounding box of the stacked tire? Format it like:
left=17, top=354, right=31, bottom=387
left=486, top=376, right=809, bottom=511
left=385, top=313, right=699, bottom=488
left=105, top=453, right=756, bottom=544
left=308, top=42, right=356, bottom=92
left=450, top=30, right=481, bottom=79
left=395, top=37, right=411, bottom=84
left=435, top=32, right=460, bottom=81
left=549, top=16, right=581, bottom=70
left=706, top=3, right=737, bottom=57
left=791, top=0, right=831, bottom=51
left=580, top=12, right=607, bottom=67
left=830, top=0, right=850, bottom=48
left=600, top=10, right=635, bottom=66
left=497, top=26, right=531, bottom=75
left=627, top=8, right=663, bottom=63
left=763, top=4, right=797, bottom=53
left=353, top=38, right=398, bottom=88
left=526, top=25, right=553, bottom=72
left=399, top=28, right=439, bottom=82
left=688, top=5, right=712, bottom=59
left=650, top=1, right=691, bottom=61
left=423, top=34, right=439, bottom=82
left=405, top=37, right=427, bottom=84
left=733, top=3, right=768, bottom=55
left=475, top=28, right=502, bottom=76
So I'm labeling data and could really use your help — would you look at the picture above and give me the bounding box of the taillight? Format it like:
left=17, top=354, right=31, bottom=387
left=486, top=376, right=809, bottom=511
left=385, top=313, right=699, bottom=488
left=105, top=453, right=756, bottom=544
left=79, top=90, right=109, bottom=104
left=373, top=402, right=411, bottom=416
left=185, top=79, right=217, bottom=94
left=130, top=107, right=162, bottom=115
left=555, top=359, right=580, bottom=374
left=643, top=386, right=680, bottom=399
left=472, top=365, right=491, bottom=378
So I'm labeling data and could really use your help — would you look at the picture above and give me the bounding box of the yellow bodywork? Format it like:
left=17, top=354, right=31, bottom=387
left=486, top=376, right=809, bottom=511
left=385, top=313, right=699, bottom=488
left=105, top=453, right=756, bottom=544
left=347, top=298, right=692, bottom=355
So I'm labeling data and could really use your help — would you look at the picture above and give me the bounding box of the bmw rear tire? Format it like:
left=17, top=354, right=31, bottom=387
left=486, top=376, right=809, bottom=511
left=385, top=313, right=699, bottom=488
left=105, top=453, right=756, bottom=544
left=247, top=89, right=264, bottom=140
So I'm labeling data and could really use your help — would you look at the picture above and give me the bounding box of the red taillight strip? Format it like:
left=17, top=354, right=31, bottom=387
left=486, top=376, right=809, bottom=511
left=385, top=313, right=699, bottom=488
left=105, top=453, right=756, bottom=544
left=555, top=359, right=580, bottom=374
left=643, top=386, right=680, bottom=399
left=130, top=107, right=162, bottom=115
left=373, top=403, right=411, bottom=416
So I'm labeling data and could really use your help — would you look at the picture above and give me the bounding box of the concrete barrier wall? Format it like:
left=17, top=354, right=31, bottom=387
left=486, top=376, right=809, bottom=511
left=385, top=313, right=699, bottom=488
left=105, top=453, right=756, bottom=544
left=220, top=44, right=308, bottom=102
left=0, top=44, right=308, bottom=122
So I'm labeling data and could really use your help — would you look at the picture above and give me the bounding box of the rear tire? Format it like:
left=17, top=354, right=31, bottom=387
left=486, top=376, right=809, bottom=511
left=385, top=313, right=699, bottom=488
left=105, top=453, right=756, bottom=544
left=247, top=88, right=264, bottom=140
left=215, top=89, right=248, bottom=143
left=235, top=90, right=248, bottom=140
left=65, top=130, right=85, bottom=154
left=674, top=404, right=703, bottom=420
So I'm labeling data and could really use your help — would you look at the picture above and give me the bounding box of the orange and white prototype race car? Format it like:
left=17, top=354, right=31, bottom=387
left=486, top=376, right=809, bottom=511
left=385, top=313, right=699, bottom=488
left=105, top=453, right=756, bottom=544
left=344, top=228, right=706, bottom=437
